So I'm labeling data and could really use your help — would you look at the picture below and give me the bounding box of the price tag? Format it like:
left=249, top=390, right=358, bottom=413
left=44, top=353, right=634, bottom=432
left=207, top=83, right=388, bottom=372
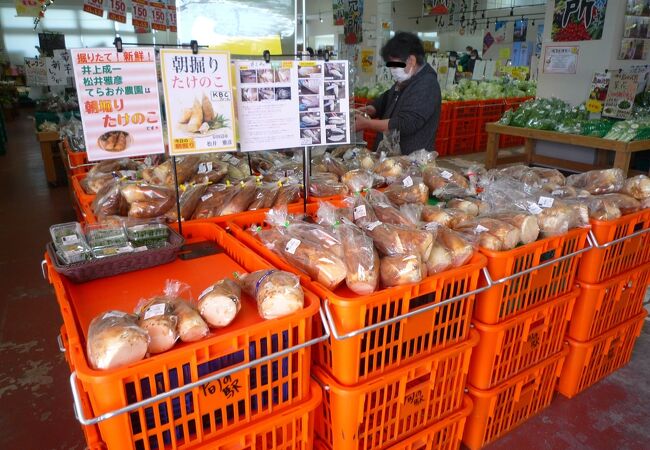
left=403, top=176, right=414, bottom=187
left=199, top=284, right=216, bottom=300
left=425, top=222, right=439, bottom=231
left=285, top=238, right=301, bottom=254
left=201, top=193, right=213, bottom=202
left=62, top=235, right=80, bottom=244
left=131, top=0, right=149, bottom=29
left=551, top=190, right=563, bottom=196
left=150, top=2, right=167, bottom=30
left=365, top=221, right=382, bottom=231
left=144, top=303, right=167, bottom=320
left=198, top=162, right=213, bottom=174
left=108, top=0, right=127, bottom=23
left=440, top=170, right=453, bottom=180
left=166, top=2, right=177, bottom=32
left=538, top=196, right=554, bottom=208
left=475, top=224, right=489, bottom=233
left=229, top=156, right=240, bottom=165
left=222, top=153, right=232, bottom=161
left=134, top=246, right=148, bottom=252
left=116, top=246, right=134, bottom=254
left=354, top=205, right=367, bottom=220
left=527, top=201, right=543, bottom=215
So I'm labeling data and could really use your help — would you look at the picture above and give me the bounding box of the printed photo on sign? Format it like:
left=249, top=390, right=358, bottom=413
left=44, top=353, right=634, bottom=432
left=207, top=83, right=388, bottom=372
left=301, top=128, right=321, bottom=145
left=300, top=112, right=321, bottom=128
left=324, top=98, right=342, bottom=113
left=257, top=67, right=274, bottom=84
left=297, top=64, right=321, bottom=78
left=325, top=81, right=346, bottom=99
left=275, top=87, right=291, bottom=100
left=326, top=112, right=346, bottom=127
left=241, top=87, right=258, bottom=102
left=325, top=62, right=345, bottom=80
left=552, top=0, right=608, bottom=41
left=299, top=78, right=320, bottom=95
left=326, top=126, right=346, bottom=143
left=258, top=88, right=275, bottom=101
left=275, top=67, right=291, bottom=83
left=240, top=69, right=257, bottom=84
left=299, top=95, right=319, bottom=110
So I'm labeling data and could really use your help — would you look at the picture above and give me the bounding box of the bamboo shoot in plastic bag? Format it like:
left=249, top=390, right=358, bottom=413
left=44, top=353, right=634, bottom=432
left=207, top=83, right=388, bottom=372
left=197, top=279, right=241, bottom=328
left=237, top=270, right=304, bottom=320
left=87, top=311, right=149, bottom=370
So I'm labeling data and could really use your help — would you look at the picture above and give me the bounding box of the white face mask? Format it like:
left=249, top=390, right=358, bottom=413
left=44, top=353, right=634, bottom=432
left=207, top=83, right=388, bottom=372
left=390, top=66, right=412, bottom=83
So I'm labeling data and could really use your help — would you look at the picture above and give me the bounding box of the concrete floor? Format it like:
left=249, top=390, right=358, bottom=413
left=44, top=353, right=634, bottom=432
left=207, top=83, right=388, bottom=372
left=0, top=110, right=648, bottom=449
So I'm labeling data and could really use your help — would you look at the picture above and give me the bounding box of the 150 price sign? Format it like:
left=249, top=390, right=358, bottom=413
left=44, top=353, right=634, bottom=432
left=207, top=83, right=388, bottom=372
left=151, top=2, right=167, bottom=31
left=108, top=0, right=126, bottom=23
left=132, top=0, right=149, bottom=29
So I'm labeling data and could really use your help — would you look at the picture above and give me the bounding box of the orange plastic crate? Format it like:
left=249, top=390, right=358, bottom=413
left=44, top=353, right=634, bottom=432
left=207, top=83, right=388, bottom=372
left=450, top=117, right=479, bottom=137
left=63, top=137, right=90, bottom=175
left=435, top=137, right=450, bottom=156
left=570, top=263, right=650, bottom=341
left=450, top=134, right=478, bottom=155
left=463, top=348, right=568, bottom=450
left=225, top=206, right=487, bottom=385
left=46, top=222, right=320, bottom=450
left=577, top=209, right=650, bottom=283
left=314, top=396, right=472, bottom=450
left=474, top=227, right=589, bottom=324
left=558, top=312, right=646, bottom=399
left=440, top=102, right=453, bottom=121
left=437, top=120, right=451, bottom=140
left=468, top=289, right=577, bottom=390
left=72, top=173, right=96, bottom=207
left=314, top=331, right=478, bottom=450
left=451, top=100, right=480, bottom=120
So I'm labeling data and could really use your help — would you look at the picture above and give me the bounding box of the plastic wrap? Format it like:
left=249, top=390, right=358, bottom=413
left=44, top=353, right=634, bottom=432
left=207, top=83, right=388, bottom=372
left=82, top=172, right=117, bottom=195
left=530, top=167, right=566, bottom=186
left=237, top=270, right=304, bottom=320
left=362, top=220, right=434, bottom=260
left=86, top=311, right=149, bottom=370
left=437, top=158, right=486, bottom=185
left=446, top=198, right=488, bottom=216
left=219, top=180, right=257, bottom=216
left=365, top=189, right=414, bottom=226
left=310, top=174, right=349, bottom=198
left=341, top=169, right=374, bottom=194
left=373, top=156, right=409, bottom=184
left=437, top=227, right=476, bottom=267
left=457, top=218, right=521, bottom=251
left=165, top=183, right=208, bottom=221
left=384, top=176, right=429, bottom=205
left=197, top=279, right=241, bottom=328
left=566, top=168, right=625, bottom=195
left=407, top=149, right=438, bottom=167
left=422, top=165, right=472, bottom=199
left=192, top=185, right=237, bottom=219
left=589, top=194, right=641, bottom=216
left=487, top=211, right=540, bottom=245
left=340, top=220, right=380, bottom=294
left=380, top=253, right=425, bottom=287
left=274, top=183, right=301, bottom=206
left=121, top=184, right=176, bottom=219
left=323, top=153, right=350, bottom=178
left=376, top=129, right=402, bottom=156
left=147, top=156, right=200, bottom=186
left=136, top=299, right=178, bottom=354
left=248, top=183, right=279, bottom=210
left=400, top=203, right=424, bottom=226
left=191, top=160, right=229, bottom=184
left=622, top=175, right=650, bottom=200
left=173, top=299, right=209, bottom=343
left=92, top=180, right=129, bottom=218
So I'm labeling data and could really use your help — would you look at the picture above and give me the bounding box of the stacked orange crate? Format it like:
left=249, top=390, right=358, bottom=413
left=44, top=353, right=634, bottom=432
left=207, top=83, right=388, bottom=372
left=463, top=227, right=590, bottom=449
left=435, top=102, right=452, bottom=156
left=224, top=204, right=488, bottom=450
left=474, top=99, right=505, bottom=152
left=449, top=101, right=480, bottom=155
left=559, top=210, right=650, bottom=398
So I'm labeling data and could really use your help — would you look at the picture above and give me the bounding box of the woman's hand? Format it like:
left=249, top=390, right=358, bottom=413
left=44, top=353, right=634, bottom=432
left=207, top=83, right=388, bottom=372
left=354, top=113, right=370, bottom=131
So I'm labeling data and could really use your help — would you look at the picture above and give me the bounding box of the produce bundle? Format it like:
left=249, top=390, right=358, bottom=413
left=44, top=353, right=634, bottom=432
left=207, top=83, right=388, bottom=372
left=442, top=78, right=536, bottom=101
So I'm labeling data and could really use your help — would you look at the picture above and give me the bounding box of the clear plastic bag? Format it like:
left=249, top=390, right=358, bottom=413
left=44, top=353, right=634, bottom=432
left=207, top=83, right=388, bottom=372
left=249, top=182, right=280, bottom=210
left=310, top=174, right=349, bottom=198
left=456, top=218, right=521, bottom=251
left=365, top=189, right=414, bottom=226
left=274, top=183, right=301, bottom=207
left=380, top=253, right=425, bottom=287
left=165, top=183, right=208, bottom=222
left=323, top=153, right=350, bottom=178
left=407, top=149, right=438, bottom=167
left=485, top=211, right=540, bottom=245
left=92, top=180, right=129, bottom=218
left=384, top=176, right=429, bottom=205
left=446, top=197, right=488, bottom=216
left=341, top=169, right=374, bottom=194
left=220, top=180, right=257, bottom=216
left=236, top=270, right=304, bottom=319
left=589, top=194, right=640, bottom=216
left=197, top=279, right=241, bottom=328
left=422, top=165, right=473, bottom=199
left=121, top=183, right=176, bottom=219
left=376, top=129, right=401, bottom=156
left=87, top=310, right=149, bottom=370
left=192, top=184, right=237, bottom=219
left=622, top=175, right=650, bottom=200
left=437, top=227, right=476, bottom=268
left=373, top=155, right=409, bottom=184
left=566, top=168, right=625, bottom=195
left=136, top=291, right=179, bottom=354
left=191, top=160, right=229, bottom=184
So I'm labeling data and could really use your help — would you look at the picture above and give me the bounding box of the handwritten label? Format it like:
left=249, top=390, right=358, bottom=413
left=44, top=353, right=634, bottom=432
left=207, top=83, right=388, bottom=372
left=538, top=196, right=554, bottom=208
left=285, top=238, right=301, bottom=254
left=201, top=375, right=241, bottom=400
left=354, top=205, right=367, bottom=220
left=143, top=303, right=166, bottom=320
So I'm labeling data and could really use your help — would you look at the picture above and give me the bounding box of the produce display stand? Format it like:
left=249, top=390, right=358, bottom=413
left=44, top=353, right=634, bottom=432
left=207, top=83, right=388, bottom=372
left=484, top=123, right=650, bottom=176
left=36, top=130, right=66, bottom=186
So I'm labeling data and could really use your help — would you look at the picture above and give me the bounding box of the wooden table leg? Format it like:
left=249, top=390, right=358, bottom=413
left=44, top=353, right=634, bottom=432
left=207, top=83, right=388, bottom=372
left=613, top=151, right=632, bottom=176
left=524, top=138, right=535, bottom=164
left=596, top=149, right=609, bottom=167
left=485, top=132, right=499, bottom=168
left=39, top=141, right=57, bottom=185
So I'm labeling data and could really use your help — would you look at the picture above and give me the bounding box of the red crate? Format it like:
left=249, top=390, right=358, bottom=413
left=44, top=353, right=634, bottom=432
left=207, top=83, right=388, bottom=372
left=570, top=263, right=650, bottom=341
left=450, top=134, right=478, bottom=155
left=463, top=348, right=568, bottom=450
left=435, top=137, right=450, bottom=156
left=440, top=102, right=453, bottom=121
left=451, top=117, right=479, bottom=137
left=437, top=120, right=451, bottom=140
left=364, top=129, right=378, bottom=150
left=451, top=101, right=480, bottom=120
left=558, top=312, right=646, bottom=398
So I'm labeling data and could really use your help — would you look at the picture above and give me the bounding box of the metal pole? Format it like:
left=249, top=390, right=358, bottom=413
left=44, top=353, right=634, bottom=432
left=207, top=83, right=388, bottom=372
left=303, top=146, right=310, bottom=213
left=171, top=156, right=183, bottom=235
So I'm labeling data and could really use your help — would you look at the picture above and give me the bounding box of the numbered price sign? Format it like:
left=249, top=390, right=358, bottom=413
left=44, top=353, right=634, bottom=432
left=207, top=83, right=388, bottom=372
left=150, top=2, right=167, bottom=31
left=108, top=0, right=126, bottom=23
left=167, top=1, right=177, bottom=32
left=83, top=0, right=104, bottom=17
left=132, top=0, right=150, bottom=30
left=159, top=49, right=237, bottom=155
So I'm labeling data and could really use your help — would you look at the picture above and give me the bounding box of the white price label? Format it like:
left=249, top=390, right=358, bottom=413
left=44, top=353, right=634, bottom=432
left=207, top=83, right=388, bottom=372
left=198, top=162, right=213, bottom=174
left=440, top=170, right=453, bottom=180
left=403, top=176, right=414, bottom=187
left=475, top=224, right=489, bottom=233
left=116, top=246, right=133, bottom=254
left=354, top=205, right=367, bottom=220
left=134, top=246, right=148, bottom=252
left=365, top=221, right=383, bottom=231
left=199, top=284, right=216, bottom=300
left=144, top=303, right=166, bottom=320
left=425, top=222, right=439, bottom=231
left=285, top=238, right=301, bottom=254
left=201, top=193, right=213, bottom=202
left=551, top=190, right=563, bottom=196
left=527, top=201, right=543, bottom=215
left=62, top=235, right=80, bottom=244
left=222, top=153, right=232, bottom=161
left=229, top=157, right=240, bottom=165
left=538, top=196, right=554, bottom=208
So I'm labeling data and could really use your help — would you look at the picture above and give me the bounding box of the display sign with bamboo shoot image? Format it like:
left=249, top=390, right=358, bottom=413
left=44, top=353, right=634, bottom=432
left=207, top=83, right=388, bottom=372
left=160, top=49, right=237, bottom=156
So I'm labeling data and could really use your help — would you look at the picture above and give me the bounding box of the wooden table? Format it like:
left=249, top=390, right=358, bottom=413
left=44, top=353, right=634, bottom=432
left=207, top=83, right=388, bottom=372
left=485, top=123, right=650, bottom=175
left=36, top=130, right=64, bottom=185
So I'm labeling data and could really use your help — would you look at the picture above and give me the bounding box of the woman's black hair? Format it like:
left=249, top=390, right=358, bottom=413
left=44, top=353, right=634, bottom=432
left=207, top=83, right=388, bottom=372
left=381, top=32, right=425, bottom=65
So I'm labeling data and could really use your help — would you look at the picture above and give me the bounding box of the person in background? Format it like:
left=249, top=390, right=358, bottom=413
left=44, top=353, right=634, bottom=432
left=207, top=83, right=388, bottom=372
left=448, top=51, right=459, bottom=69
left=355, top=31, right=442, bottom=155
left=466, top=49, right=482, bottom=73
left=459, top=46, right=473, bottom=71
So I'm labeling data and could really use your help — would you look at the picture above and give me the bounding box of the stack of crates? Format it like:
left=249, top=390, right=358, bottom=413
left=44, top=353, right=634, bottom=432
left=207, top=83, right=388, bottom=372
left=47, top=222, right=323, bottom=450
left=558, top=210, right=650, bottom=398
left=435, top=102, right=453, bottom=156
left=474, top=100, right=505, bottom=152
left=463, top=227, right=590, bottom=449
left=449, top=101, right=480, bottom=155
left=223, top=204, right=488, bottom=450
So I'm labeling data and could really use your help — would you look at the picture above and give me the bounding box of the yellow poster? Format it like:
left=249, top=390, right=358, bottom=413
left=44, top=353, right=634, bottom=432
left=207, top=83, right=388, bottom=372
left=499, top=46, right=511, bottom=59
left=361, top=48, right=375, bottom=74
left=16, top=0, right=42, bottom=17
left=209, top=35, right=282, bottom=56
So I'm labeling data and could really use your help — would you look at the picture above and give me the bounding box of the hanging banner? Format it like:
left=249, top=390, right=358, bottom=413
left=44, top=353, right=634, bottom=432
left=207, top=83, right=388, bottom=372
left=484, top=60, right=497, bottom=80
left=15, top=0, right=42, bottom=17
left=132, top=0, right=150, bottom=31
left=24, top=57, right=42, bottom=86
left=495, top=21, right=507, bottom=43
left=535, top=24, right=544, bottom=56
left=586, top=71, right=610, bottom=113
left=70, top=48, right=165, bottom=161
left=472, top=60, right=487, bottom=80
left=483, top=32, right=495, bottom=54
left=552, top=0, right=607, bottom=42
left=344, top=0, right=364, bottom=44
left=333, top=0, right=345, bottom=26
left=108, top=0, right=127, bottom=23
left=603, top=72, right=639, bottom=119
left=513, top=19, right=528, bottom=42
left=53, top=49, right=74, bottom=84
left=542, top=45, right=578, bottom=74
left=423, top=0, right=450, bottom=16
left=167, top=0, right=177, bottom=32
left=83, top=0, right=104, bottom=17
left=150, top=1, right=167, bottom=31
left=361, top=48, right=374, bottom=74
left=160, top=49, right=237, bottom=155
left=235, top=59, right=350, bottom=151
left=45, top=53, right=72, bottom=86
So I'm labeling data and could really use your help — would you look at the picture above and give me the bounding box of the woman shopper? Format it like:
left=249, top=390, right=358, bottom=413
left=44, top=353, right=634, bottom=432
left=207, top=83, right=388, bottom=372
left=355, top=31, right=442, bottom=155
